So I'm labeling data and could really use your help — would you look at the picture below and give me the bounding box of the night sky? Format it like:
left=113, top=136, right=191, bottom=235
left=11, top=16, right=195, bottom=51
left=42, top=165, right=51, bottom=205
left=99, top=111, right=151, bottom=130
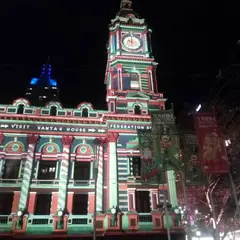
left=0, top=0, right=239, bottom=112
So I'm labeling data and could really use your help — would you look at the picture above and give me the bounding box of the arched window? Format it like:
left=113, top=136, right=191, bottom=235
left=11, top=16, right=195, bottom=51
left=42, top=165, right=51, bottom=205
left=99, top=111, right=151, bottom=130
left=82, top=108, right=89, bottom=117
left=50, top=106, right=57, bottom=116
left=17, top=104, right=24, bottom=114
left=130, top=73, right=140, bottom=89
left=134, top=105, right=141, bottom=115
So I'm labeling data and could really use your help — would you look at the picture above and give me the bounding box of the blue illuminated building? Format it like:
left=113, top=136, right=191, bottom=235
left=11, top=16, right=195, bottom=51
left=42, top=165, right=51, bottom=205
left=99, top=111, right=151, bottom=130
left=25, top=58, right=59, bottom=106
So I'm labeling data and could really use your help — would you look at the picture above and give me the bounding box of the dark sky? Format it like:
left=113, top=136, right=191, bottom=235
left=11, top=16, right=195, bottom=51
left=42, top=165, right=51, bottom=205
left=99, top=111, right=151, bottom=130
left=0, top=0, right=239, bottom=111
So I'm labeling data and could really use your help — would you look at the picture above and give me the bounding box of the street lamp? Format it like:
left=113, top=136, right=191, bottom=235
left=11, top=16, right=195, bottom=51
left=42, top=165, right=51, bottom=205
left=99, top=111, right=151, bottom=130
left=111, top=205, right=117, bottom=226
left=16, top=209, right=24, bottom=230
left=56, top=209, right=64, bottom=229
left=57, top=209, right=63, bottom=217
left=174, top=206, right=181, bottom=226
left=17, top=210, right=23, bottom=217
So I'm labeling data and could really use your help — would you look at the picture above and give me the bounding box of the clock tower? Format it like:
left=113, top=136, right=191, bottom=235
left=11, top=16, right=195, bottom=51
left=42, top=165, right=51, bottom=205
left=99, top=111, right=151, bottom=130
left=105, top=0, right=166, bottom=115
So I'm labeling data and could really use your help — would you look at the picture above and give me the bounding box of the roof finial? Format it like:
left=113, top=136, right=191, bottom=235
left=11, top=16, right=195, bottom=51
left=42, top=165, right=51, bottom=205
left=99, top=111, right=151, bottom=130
left=120, top=0, right=132, bottom=9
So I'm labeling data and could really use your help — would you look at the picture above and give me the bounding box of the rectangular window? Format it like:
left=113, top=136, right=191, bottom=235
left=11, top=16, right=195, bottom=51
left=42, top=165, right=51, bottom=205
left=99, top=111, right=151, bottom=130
left=72, top=194, right=88, bottom=215
left=129, top=193, right=134, bottom=210
left=0, top=193, right=13, bottom=215
left=130, top=73, right=140, bottom=89
left=74, top=162, right=90, bottom=180
left=130, top=157, right=141, bottom=177
left=110, top=102, right=115, bottom=112
left=34, top=193, right=51, bottom=215
left=2, top=160, right=21, bottom=179
left=38, top=160, right=56, bottom=180
left=136, top=191, right=150, bottom=213
left=152, top=192, right=158, bottom=210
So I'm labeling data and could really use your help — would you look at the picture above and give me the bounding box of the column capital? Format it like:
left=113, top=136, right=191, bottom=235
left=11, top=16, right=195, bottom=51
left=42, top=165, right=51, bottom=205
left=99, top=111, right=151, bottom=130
left=27, top=134, right=39, bottom=145
left=146, top=66, right=153, bottom=71
left=62, top=136, right=74, bottom=146
left=116, top=64, right=123, bottom=69
left=93, top=137, right=106, bottom=146
left=106, top=133, right=119, bottom=143
left=0, top=134, right=4, bottom=145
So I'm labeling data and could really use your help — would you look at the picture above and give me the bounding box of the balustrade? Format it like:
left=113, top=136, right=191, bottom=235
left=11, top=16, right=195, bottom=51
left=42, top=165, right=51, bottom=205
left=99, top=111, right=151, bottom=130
left=0, top=211, right=184, bottom=236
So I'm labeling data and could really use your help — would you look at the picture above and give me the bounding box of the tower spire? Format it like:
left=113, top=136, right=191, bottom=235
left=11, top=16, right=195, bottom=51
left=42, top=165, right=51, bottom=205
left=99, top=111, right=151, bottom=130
left=39, top=57, right=52, bottom=85
left=120, top=0, right=132, bottom=9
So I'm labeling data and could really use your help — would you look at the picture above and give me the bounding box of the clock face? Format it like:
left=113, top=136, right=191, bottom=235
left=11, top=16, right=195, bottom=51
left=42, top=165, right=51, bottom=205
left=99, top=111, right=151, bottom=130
left=123, top=36, right=141, bottom=50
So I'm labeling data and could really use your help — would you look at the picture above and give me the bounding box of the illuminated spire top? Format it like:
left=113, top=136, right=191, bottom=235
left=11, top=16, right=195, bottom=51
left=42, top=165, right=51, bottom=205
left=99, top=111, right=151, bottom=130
left=30, top=57, right=57, bottom=87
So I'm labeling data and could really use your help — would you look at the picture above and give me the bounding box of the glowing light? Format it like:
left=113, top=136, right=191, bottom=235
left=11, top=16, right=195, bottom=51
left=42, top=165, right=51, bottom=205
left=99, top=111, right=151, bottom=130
left=30, top=78, right=39, bottom=85
left=49, top=79, right=57, bottom=86
left=196, top=231, right=201, bottom=237
left=196, top=104, right=201, bottom=112
left=225, top=139, right=231, bottom=146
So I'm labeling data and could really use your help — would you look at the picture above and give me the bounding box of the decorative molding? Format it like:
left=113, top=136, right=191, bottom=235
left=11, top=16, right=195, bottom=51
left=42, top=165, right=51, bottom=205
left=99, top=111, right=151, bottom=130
left=62, top=136, right=74, bottom=146
left=0, top=134, right=4, bottom=145
left=27, top=134, right=39, bottom=145
left=106, top=133, right=119, bottom=143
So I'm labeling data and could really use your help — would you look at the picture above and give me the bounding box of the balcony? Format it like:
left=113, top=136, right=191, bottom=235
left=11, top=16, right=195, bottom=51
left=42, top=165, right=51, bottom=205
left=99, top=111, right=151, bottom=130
left=0, top=215, right=13, bottom=233
left=26, top=215, right=53, bottom=235
left=0, top=178, right=22, bottom=187
left=30, top=179, right=60, bottom=188
left=67, top=215, right=92, bottom=234
left=5, top=211, right=185, bottom=236
left=68, top=179, right=95, bottom=188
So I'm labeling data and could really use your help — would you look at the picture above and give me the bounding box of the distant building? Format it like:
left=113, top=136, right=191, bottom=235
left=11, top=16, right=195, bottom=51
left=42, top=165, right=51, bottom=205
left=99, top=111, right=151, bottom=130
left=0, top=1, right=184, bottom=239
left=25, top=58, right=59, bottom=106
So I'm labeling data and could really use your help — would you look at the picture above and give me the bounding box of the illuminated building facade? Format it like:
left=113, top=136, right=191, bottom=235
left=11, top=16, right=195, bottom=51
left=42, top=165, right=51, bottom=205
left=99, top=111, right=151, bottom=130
left=0, top=1, right=184, bottom=238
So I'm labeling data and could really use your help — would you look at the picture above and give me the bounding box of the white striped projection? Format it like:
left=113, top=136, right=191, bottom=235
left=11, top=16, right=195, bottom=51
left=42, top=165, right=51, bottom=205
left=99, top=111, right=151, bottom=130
left=18, top=135, right=38, bottom=211
left=96, top=143, right=104, bottom=212
left=57, top=136, right=73, bottom=211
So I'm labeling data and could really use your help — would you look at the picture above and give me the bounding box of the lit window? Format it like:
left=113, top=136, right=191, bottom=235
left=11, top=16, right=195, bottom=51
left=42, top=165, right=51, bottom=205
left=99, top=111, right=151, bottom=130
left=130, top=73, right=140, bottom=89
left=38, top=161, right=56, bottom=180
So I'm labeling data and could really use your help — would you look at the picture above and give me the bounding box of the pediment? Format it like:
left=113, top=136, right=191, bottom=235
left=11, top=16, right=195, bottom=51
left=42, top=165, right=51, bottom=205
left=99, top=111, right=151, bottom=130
left=126, top=91, right=150, bottom=99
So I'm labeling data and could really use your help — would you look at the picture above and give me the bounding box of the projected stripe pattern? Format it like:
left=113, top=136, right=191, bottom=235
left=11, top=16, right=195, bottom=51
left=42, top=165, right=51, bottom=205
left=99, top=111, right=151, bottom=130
left=58, top=144, right=70, bottom=210
left=96, top=144, right=104, bottom=211
left=19, top=135, right=38, bottom=210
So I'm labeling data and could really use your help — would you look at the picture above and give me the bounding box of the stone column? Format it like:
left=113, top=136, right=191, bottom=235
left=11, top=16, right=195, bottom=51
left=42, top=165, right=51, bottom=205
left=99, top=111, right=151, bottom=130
left=18, top=134, right=38, bottom=211
left=57, top=136, right=74, bottom=212
left=11, top=191, right=20, bottom=214
left=95, top=138, right=105, bottom=212
left=27, top=192, right=37, bottom=214
left=167, top=170, right=178, bottom=207
left=106, top=133, right=119, bottom=208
